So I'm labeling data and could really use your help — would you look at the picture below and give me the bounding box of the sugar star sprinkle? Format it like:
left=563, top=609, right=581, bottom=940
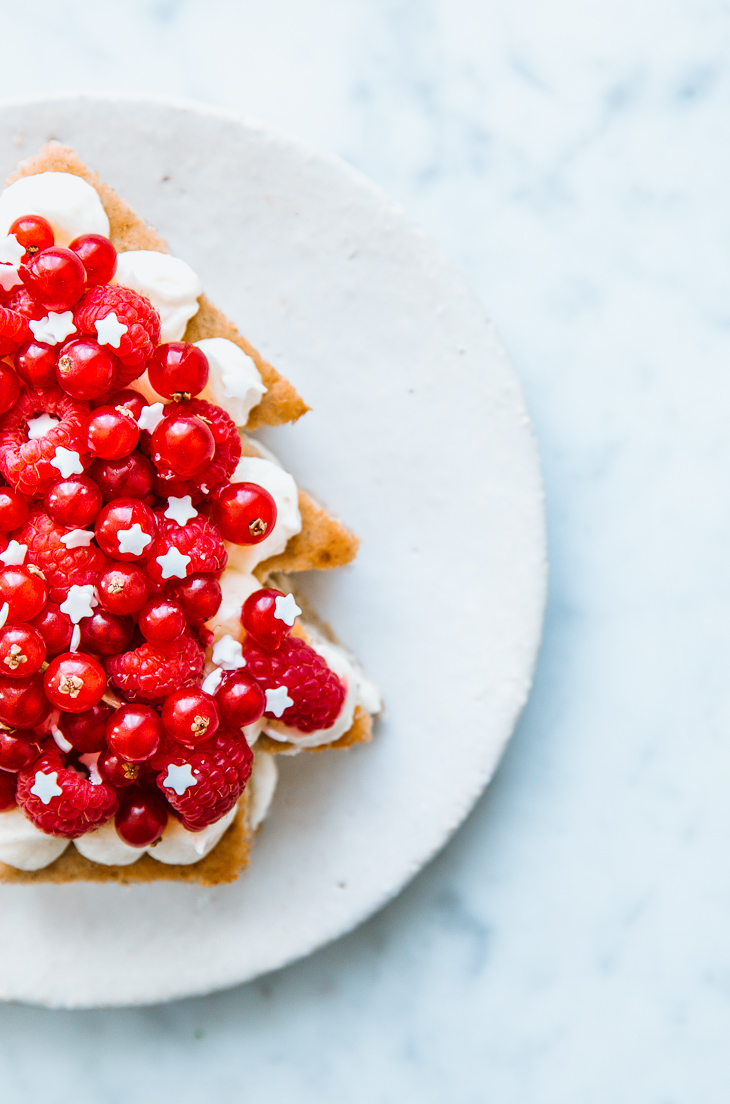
left=162, top=763, right=198, bottom=796
left=60, top=529, right=95, bottom=549
left=26, top=413, right=60, bottom=440
left=155, top=546, right=190, bottom=580
left=137, top=402, right=165, bottom=433
left=201, top=667, right=225, bottom=695
left=94, top=311, right=128, bottom=348
left=0, top=541, right=27, bottom=566
left=116, top=523, right=153, bottom=556
left=164, top=496, right=197, bottom=526
left=29, top=311, right=76, bottom=346
left=273, top=593, right=302, bottom=626
left=0, top=234, right=24, bottom=266
left=30, top=770, right=63, bottom=805
left=50, top=447, right=84, bottom=478
left=211, top=634, right=246, bottom=670
left=0, top=263, right=21, bottom=292
left=265, top=686, right=294, bottom=717
left=60, top=584, right=98, bottom=624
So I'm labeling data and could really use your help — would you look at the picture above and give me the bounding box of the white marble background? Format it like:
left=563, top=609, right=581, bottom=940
left=0, top=0, right=727, bottom=1099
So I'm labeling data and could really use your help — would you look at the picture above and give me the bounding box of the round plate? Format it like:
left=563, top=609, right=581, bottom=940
left=0, top=95, right=546, bottom=1008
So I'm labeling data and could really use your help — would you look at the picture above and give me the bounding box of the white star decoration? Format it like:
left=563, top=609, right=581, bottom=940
left=211, top=634, right=246, bottom=670
left=0, top=541, right=26, bottom=566
left=164, top=496, right=197, bottom=526
left=0, top=263, right=21, bottom=292
left=201, top=667, right=225, bottom=695
left=30, top=770, right=63, bottom=805
left=50, top=447, right=83, bottom=479
left=60, top=584, right=97, bottom=624
left=162, top=763, right=198, bottom=796
left=265, top=685, right=294, bottom=717
left=0, top=234, right=24, bottom=266
left=26, top=413, right=60, bottom=441
left=94, top=312, right=128, bottom=348
left=273, top=593, right=302, bottom=626
left=155, top=546, right=190, bottom=580
left=60, top=529, right=95, bottom=549
left=137, top=402, right=165, bottom=433
left=116, top=523, right=153, bottom=556
left=29, top=311, right=76, bottom=346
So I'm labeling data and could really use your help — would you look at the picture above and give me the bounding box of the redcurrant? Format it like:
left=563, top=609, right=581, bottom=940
left=241, top=587, right=293, bottom=650
left=56, top=338, right=115, bottom=401
left=170, top=573, right=222, bottom=624
left=212, top=481, right=277, bottom=545
left=151, top=413, right=215, bottom=477
left=9, top=214, right=54, bottom=260
left=44, top=475, right=102, bottom=528
left=0, top=565, right=47, bottom=622
left=94, top=498, right=156, bottom=560
left=0, top=363, right=21, bottom=415
left=90, top=451, right=154, bottom=502
left=115, top=784, right=168, bottom=847
left=216, top=671, right=266, bottom=728
left=0, top=770, right=16, bottom=810
left=161, top=687, right=219, bottom=747
left=44, top=652, right=107, bottom=713
left=20, top=246, right=86, bottom=311
left=0, top=671, right=50, bottom=728
left=0, top=729, right=41, bottom=772
left=87, top=404, right=139, bottom=459
left=97, top=749, right=141, bottom=788
left=138, top=598, right=185, bottom=645
left=78, top=609, right=134, bottom=656
left=14, top=340, right=57, bottom=388
left=106, top=704, right=162, bottom=762
left=0, top=624, right=46, bottom=679
left=147, top=343, right=209, bottom=400
left=105, top=389, right=147, bottom=421
left=29, top=601, right=73, bottom=656
left=97, top=562, right=150, bottom=615
left=0, top=487, right=28, bottom=532
left=68, top=234, right=117, bottom=287
left=58, top=702, right=114, bottom=754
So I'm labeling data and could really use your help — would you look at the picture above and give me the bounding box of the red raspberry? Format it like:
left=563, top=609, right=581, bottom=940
left=16, top=749, right=118, bottom=839
left=155, top=727, right=253, bottom=832
left=0, top=386, right=90, bottom=497
left=17, top=509, right=107, bottom=603
left=107, top=631, right=205, bottom=703
left=74, top=285, right=160, bottom=376
left=6, top=288, right=44, bottom=322
left=152, top=399, right=240, bottom=502
left=147, top=511, right=227, bottom=585
left=0, top=307, right=31, bottom=356
left=243, top=636, right=346, bottom=733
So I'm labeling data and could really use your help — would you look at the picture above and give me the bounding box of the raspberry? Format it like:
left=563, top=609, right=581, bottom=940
left=16, top=749, right=118, bottom=839
left=74, top=285, right=160, bottom=375
left=17, top=509, right=107, bottom=603
left=155, top=727, right=253, bottom=832
left=147, top=511, right=227, bottom=585
left=244, top=636, right=346, bottom=733
left=0, top=307, right=31, bottom=356
left=0, top=385, right=90, bottom=497
left=152, top=399, right=240, bottom=502
left=6, top=288, right=44, bottom=322
left=107, top=631, right=205, bottom=703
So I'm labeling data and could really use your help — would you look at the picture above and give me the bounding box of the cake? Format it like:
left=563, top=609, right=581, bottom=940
left=0, top=144, right=380, bottom=884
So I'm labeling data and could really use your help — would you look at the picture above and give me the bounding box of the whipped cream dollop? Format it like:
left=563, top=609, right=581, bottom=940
left=196, top=338, right=267, bottom=426
left=0, top=808, right=69, bottom=871
left=0, top=172, right=109, bottom=245
left=114, top=250, right=203, bottom=342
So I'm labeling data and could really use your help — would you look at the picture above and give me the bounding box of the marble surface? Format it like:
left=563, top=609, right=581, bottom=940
left=0, top=0, right=727, bottom=1099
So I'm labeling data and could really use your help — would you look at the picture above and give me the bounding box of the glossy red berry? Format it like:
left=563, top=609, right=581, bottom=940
left=44, top=652, right=106, bottom=713
left=216, top=671, right=266, bottom=728
left=138, top=598, right=185, bottom=645
left=78, top=609, right=134, bottom=656
left=94, top=498, right=156, bottom=560
left=106, top=704, right=162, bottom=762
left=241, top=587, right=295, bottom=650
left=0, top=624, right=46, bottom=679
left=56, top=337, right=115, bottom=401
left=0, top=729, right=41, bottom=772
left=151, top=414, right=215, bottom=477
left=0, top=487, right=28, bottom=532
left=115, top=784, right=168, bottom=847
left=97, top=749, right=141, bottom=788
left=148, top=342, right=209, bottom=400
left=68, top=234, right=117, bottom=287
left=0, top=565, right=47, bottom=622
left=97, top=562, right=150, bottom=615
left=170, top=573, right=222, bottom=624
left=0, top=310, right=31, bottom=359
left=13, top=340, right=57, bottom=388
left=20, top=246, right=86, bottom=311
left=0, top=362, right=21, bottom=415
left=29, top=601, right=73, bottom=656
left=58, top=702, right=114, bottom=754
left=0, top=770, right=16, bottom=810
left=212, top=481, right=277, bottom=545
left=44, top=475, right=103, bottom=528
left=87, top=404, right=139, bottom=459
left=9, top=214, right=54, bottom=259
left=90, top=451, right=154, bottom=502
left=0, top=671, right=50, bottom=728
left=105, top=389, right=147, bottom=421
left=161, top=687, right=219, bottom=747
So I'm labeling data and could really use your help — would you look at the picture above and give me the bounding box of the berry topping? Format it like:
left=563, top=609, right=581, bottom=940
left=94, top=498, right=156, bottom=560
left=97, top=562, right=150, bottom=616
left=68, top=234, right=117, bottom=287
left=14, top=340, right=57, bottom=389
left=58, top=702, right=114, bottom=753
left=90, top=450, right=154, bottom=502
left=169, top=572, right=222, bottom=624
left=96, top=749, right=140, bottom=788
left=0, top=364, right=21, bottom=419
left=138, top=597, right=185, bottom=645
left=6, top=287, right=44, bottom=321
left=147, top=511, right=226, bottom=586
left=0, top=770, right=16, bottom=810
left=212, top=481, right=277, bottom=545
left=0, top=385, right=90, bottom=497
left=215, top=671, right=266, bottom=729
left=107, top=631, right=205, bottom=704
left=9, top=215, right=54, bottom=260
left=16, top=749, right=118, bottom=838
left=56, top=337, right=116, bottom=401
left=20, top=246, right=86, bottom=311
left=156, top=727, right=253, bottom=832
left=17, top=510, right=106, bottom=604
left=148, top=342, right=209, bottom=401
left=151, top=399, right=240, bottom=501
left=44, top=474, right=102, bottom=528
left=106, top=704, right=162, bottom=762
left=115, top=784, right=168, bottom=847
left=161, top=687, right=220, bottom=747
left=0, top=487, right=28, bottom=531
left=0, top=623, right=46, bottom=678
left=78, top=608, right=134, bottom=656
left=0, top=729, right=41, bottom=772
left=0, top=563, right=47, bottom=622
left=44, top=652, right=107, bottom=713
left=151, top=413, right=215, bottom=477
left=74, top=285, right=160, bottom=373
left=244, top=635, right=345, bottom=733
left=0, top=307, right=31, bottom=357
left=87, top=404, right=139, bottom=459
left=29, top=601, right=73, bottom=656
left=241, top=588, right=301, bottom=650
left=0, top=670, right=50, bottom=728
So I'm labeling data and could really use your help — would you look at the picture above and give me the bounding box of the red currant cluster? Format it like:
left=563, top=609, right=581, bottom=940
left=0, top=213, right=344, bottom=852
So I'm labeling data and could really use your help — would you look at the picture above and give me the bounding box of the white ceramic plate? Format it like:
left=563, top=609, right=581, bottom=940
left=0, top=95, right=546, bottom=1008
